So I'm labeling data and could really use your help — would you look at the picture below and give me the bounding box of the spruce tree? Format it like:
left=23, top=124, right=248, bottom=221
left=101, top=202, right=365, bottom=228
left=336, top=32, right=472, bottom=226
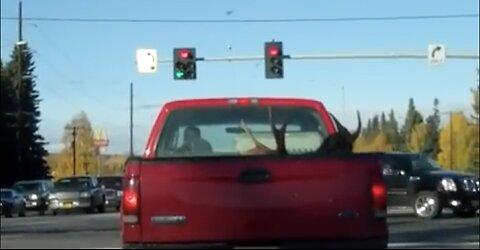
left=0, top=60, right=22, bottom=187
left=7, top=43, right=50, bottom=180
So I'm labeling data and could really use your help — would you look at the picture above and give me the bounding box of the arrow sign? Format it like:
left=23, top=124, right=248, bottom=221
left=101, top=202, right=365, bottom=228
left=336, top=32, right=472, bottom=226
left=428, top=44, right=446, bottom=65
left=136, top=49, right=158, bottom=73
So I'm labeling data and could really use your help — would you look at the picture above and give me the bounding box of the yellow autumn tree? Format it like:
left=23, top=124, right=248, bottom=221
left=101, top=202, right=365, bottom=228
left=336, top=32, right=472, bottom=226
left=50, top=112, right=98, bottom=179
left=354, top=132, right=393, bottom=153
left=469, top=83, right=480, bottom=174
left=100, top=154, right=128, bottom=176
left=354, top=135, right=369, bottom=152
left=437, top=112, right=475, bottom=172
left=408, top=123, right=427, bottom=153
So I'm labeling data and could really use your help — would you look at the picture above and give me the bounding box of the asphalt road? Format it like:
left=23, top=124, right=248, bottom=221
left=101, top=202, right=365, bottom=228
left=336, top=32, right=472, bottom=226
left=1, top=211, right=479, bottom=249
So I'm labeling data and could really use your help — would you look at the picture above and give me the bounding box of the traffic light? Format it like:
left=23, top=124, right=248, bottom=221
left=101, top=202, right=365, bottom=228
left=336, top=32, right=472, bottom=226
left=173, top=48, right=196, bottom=80
left=264, top=42, right=283, bottom=79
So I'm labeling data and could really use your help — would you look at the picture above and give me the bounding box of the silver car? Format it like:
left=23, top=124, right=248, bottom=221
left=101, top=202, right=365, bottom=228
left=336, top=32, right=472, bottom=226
left=49, top=176, right=106, bottom=215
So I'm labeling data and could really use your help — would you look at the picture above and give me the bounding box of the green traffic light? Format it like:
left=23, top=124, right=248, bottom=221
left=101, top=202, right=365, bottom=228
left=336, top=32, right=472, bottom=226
left=175, top=71, right=184, bottom=78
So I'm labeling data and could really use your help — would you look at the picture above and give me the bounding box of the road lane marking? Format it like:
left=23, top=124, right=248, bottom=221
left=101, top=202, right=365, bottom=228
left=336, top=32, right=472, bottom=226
left=388, top=242, right=480, bottom=248
left=83, top=242, right=480, bottom=250
left=0, top=234, right=26, bottom=240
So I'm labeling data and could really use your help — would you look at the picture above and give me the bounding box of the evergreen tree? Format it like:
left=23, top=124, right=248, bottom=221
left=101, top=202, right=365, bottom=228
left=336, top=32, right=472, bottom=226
left=6, top=43, right=50, bottom=180
left=363, top=119, right=373, bottom=139
left=0, top=60, right=21, bottom=187
left=400, top=98, right=424, bottom=151
left=387, top=109, right=401, bottom=150
left=372, top=115, right=380, bottom=136
left=380, top=112, right=387, bottom=132
left=424, top=98, right=441, bottom=158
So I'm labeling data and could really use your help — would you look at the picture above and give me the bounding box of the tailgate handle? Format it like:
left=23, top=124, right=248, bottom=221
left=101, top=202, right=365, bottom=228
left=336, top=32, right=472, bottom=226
left=239, top=168, right=272, bottom=184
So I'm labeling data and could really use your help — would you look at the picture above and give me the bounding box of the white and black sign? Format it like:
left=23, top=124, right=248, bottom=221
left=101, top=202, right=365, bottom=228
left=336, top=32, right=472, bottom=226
left=428, top=44, right=445, bottom=65
left=136, top=49, right=158, bottom=73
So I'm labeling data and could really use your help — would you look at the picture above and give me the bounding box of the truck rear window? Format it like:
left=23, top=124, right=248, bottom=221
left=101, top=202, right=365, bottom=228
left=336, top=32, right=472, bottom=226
left=156, top=106, right=328, bottom=157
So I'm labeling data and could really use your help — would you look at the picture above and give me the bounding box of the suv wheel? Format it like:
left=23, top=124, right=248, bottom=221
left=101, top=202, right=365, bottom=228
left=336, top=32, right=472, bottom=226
left=413, top=191, right=442, bottom=219
left=97, top=197, right=106, bottom=213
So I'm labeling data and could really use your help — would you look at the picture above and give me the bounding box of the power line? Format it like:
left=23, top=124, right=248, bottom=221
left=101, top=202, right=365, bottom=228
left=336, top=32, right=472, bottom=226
left=1, top=14, right=478, bottom=24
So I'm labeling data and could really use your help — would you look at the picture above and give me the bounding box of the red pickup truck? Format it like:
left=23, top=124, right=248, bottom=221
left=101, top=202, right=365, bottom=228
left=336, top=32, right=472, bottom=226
left=121, top=97, right=388, bottom=249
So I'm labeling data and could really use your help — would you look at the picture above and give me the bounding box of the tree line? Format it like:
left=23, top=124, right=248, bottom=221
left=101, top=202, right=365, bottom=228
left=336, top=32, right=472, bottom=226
left=1, top=43, right=50, bottom=188
left=354, top=86, right=479, bottom=174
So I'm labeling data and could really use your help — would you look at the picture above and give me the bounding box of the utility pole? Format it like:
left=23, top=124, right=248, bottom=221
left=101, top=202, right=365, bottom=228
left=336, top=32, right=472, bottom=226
left=16, top=1, right=24, bottom=175
left=72, top=127, right=77, bottom=176
left=130, top=82, right=134, bottom=156
left=18, top=1, right=22, bottom=41
left=65, top=126, right=78, bottom=176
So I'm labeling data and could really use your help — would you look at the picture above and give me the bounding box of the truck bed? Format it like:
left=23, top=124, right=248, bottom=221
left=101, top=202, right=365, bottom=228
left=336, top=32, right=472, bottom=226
left=122, top=154, right=388, bottom=248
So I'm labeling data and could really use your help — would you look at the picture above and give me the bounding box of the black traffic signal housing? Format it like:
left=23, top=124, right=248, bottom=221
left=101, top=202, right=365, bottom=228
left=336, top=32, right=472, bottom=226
left=173, top=48, right=196, bottom=80
left=264, top=42, right=284, bottom=79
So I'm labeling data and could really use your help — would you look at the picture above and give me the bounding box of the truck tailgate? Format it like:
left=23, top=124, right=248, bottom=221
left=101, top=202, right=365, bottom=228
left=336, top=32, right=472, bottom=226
left=137, top=156, right=384, bottom=243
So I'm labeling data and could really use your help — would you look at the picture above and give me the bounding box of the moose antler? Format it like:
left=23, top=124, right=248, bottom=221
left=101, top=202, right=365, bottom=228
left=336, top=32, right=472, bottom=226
left=269, top=107, right=289, bottom=155
left=239, top=119, right=274, bottom=155
left=239, top=107, right=290, bottom=155
left=316, top=111, right=362, bottom=154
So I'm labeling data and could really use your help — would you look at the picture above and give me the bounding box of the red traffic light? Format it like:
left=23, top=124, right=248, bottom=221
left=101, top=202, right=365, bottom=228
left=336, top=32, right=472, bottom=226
left=179, top=49, right=190, bottom=59
left=268, top=46, right=280, bottom=57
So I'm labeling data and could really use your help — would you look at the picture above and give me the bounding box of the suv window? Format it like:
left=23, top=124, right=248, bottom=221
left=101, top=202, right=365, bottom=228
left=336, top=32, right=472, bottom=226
left=98, top=177, right=122, bottom=190
left=12, top=182, right=43, bottom=193
left=382, top=154, right=413, bottom=175
left=156, top=106, right=328, bottom=157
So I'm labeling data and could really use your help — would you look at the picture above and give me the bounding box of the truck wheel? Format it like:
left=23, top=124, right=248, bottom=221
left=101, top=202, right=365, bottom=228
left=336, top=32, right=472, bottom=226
left=454, top=208, right=478, bottom=218
left=413, top=191, right=442, bottom=219
left=18, top=205, right=26, bottom=217
left=83, top=197, right=95, bottom=214
left=38, top=200, right=46, bottom=216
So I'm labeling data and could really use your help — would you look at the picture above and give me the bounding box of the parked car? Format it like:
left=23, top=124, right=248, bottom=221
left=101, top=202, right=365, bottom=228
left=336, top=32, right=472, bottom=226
left=12, top=180, right=54, bottom=215
left=121, top=97, right=388, bottom=249
left=49, top=176, right=106, bottom=215
left=98, top=176, right=123, bottom=211
left=381, top=152, right=480, bottom=219
left=1, top=188, right=26, bottom=218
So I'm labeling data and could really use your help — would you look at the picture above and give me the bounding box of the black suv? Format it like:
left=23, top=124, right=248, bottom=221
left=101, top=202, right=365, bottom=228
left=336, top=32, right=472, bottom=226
left=98, top=176, right=123, bottom=211
left=381, top=152, right=479, bottom=219
left=12, top=180, right=54, bottom=216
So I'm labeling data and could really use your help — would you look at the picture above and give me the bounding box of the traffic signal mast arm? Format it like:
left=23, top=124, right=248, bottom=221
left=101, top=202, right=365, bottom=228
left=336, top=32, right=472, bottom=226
left=165, top=51, right=478, bottom=63
left=167, top=43, right=478, bottom=80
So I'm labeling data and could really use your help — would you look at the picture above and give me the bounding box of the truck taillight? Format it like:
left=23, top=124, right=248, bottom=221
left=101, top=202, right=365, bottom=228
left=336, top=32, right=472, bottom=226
left=372, top=172, right=387, bottom=218
left=123, top=166, right=140, bottom=224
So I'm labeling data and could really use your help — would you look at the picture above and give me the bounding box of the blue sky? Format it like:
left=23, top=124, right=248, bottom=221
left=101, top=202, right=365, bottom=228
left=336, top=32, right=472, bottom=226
left=1, top=0, right=479, bottom=154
